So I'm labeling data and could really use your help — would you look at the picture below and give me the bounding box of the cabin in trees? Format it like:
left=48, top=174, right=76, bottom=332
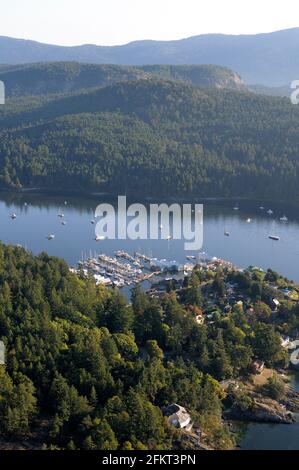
left=163, top=404, right=193, bottom=431
left=0, top=341, right=5, bottom=365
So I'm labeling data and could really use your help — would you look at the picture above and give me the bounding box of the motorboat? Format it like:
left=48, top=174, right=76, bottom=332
left=269, top=235, right=280, bottom=241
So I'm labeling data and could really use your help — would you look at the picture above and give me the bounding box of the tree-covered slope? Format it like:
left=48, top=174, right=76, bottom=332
left=0, top=244, right=234, bottom=450
left=0, top=62, right=244, bottom=97
left=0, top=79, right=299, bottom=201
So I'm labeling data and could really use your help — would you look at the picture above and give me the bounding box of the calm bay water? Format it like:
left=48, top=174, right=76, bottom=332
left=0, top=192, right=299, bottom=281
left=1, top=191, right=299, bottom=450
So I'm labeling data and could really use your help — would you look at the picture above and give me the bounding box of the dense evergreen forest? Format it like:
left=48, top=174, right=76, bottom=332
left=0, top=66, right=298, bottom=201
left=0, top=63, right=244, bottom=97
left=0, top=244, right=297, bottom=450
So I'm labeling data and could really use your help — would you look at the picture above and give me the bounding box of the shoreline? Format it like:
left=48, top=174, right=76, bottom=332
left=1, top=187, right=299, bottom=210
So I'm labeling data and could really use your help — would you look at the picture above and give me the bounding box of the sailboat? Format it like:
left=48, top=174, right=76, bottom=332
left=268, top=220, right=280, bottom=241
left=58, top=208, right=64, bottom=218
left=280, top=215, right=288, bottom=222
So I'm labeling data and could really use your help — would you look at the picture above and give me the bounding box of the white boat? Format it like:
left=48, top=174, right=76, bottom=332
left=259, top=206, right=264, bottom=210
left=62, top=221, right=67, bottom=226
left=269, top=235, right=280, bottom=241
left=280, top=215, right=288, bottom=222
left=224, top=231, right=230, bottom=237
left=10, top=213, right=17, bottom=220
left=159, top=224, right=163, bottom=230
left=267, top=209, right=274, bottom=215
left=95, top=235, right=106, bottom=242
left=233, top=206, right=239, bottom=211
left=246, top=218, right=252, bottom=223
left=58, top=209, right=64, bottom=218
left=47, top=234, right=55, bottom=240
left=64, top=201, right=68, bottom=206
left=165, top=235, right=172, bottom=241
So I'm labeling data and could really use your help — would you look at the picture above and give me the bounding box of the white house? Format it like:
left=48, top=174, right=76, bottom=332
left=163, top=404, right=193, bottom=431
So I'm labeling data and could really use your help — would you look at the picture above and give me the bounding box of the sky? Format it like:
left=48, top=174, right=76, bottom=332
left=0, top=0, right=298, bottom=46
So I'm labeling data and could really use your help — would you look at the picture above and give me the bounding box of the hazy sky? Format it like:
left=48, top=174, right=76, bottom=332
left=1, top=0, right=298, bottom=46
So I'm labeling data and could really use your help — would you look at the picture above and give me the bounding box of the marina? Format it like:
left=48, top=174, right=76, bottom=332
left=75, top=250, right=198, bottom=288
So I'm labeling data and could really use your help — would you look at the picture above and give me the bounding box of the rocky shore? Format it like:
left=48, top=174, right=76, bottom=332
left=227, top=396, right=295, bottom=424
left=225, top=380, right=299, bottom=425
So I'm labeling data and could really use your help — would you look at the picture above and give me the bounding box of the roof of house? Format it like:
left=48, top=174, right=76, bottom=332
left=0, top=340, right=5, bottom=365
left=164, top=404, right=192, bottom=429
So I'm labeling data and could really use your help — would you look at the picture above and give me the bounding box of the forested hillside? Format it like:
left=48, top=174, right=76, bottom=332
left=0, top=79, right=299, bottom=201
left=0, top=62, right=244, bottom=97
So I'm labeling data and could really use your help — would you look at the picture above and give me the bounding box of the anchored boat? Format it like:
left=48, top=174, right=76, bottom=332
left=269, top=235, right=280, bottom=241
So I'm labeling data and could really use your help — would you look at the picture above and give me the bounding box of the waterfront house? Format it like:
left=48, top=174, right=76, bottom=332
left=163, top=404, right=193, bottom=431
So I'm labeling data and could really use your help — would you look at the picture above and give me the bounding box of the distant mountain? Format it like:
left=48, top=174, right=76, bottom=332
left=1, top=29, right=299, bottom=85
left=249, top=84, right=291, bottom=98
left=0, top=62, right=244, bottom=97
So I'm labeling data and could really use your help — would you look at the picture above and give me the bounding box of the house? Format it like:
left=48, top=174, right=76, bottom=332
left=163, top=404, right=193, bottom=431
left=0, top=341, right=5, bottom=365
left=271, top=298, right=280, bottom=311
left=281, top=336, right=291, bottom=348
left=195, top=315, right=204, bottom=325
left=250, top=360, right=265, bottom=375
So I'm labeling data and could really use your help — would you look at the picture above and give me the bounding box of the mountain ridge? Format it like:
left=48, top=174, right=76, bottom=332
left=1, top=28, right=299, bottom=85
left=0, top=62, right=244, bottom=97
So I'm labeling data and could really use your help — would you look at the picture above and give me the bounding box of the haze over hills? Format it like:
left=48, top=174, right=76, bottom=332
left=0, top=62, right=244, bottom=97
left=1, top=28, right=299, bottom=86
